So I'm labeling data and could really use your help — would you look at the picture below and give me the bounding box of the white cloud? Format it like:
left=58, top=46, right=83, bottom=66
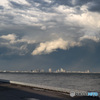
left=16, top=38, right=35, bottom=44
left=0, top=34, right=17, bottom=41
left=0, top=0, right=30, bottom=8
left=54, top=5, right=75, bottom=14
left=66, top=12, right=100, bottom=29
left=0, top=0, right=9, bottom=8
left=43, top=0, right=53, bottom=3
left=31, top=38, right=81, bottom=55
left=53, top=4, right=100, bottom=29
left=0, top=34, right=35, bottom=44
left=0, top=1, right=57, bottom=27
left=80, top=35, right=100, bottom=42
left=65, top=4, right=100, bottom=29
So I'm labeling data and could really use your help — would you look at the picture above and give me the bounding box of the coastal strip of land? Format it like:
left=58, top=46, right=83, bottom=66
left=0, top=79, right=99, bottom=100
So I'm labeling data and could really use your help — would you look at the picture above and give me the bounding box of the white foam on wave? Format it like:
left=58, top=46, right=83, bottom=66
left=10, top=81, right=87, bottom=94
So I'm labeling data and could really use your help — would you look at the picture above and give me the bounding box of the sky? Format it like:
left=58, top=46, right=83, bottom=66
left=0, top=0, right=100, bottom=72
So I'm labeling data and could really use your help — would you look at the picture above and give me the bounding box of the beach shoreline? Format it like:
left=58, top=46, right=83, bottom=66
left=0, top=80, right=99, bottom=100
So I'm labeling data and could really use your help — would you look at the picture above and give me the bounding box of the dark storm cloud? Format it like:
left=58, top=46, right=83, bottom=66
left=49, top=0, right=92, bottom=7
left=0, top=41, right=100, bottom=72
left=53, top=0, right=100, bottom=13
left=88, top=0, right=100, bottom=12
left=76, top=0, right=93, bottom=6
left=10, top=1, right=30, bottom=10
left=0, top=6, right=4, bottom=10
left=0, top=45, right=21, bottom=56
left=0, top=46, right=10, bottom=55
left=0, top=33, right=36, bottom=56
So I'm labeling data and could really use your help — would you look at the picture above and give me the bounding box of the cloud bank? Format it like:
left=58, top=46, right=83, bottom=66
left=0, top=34, right=35, bottom=56
left=0, top=0, right=100, bottom=56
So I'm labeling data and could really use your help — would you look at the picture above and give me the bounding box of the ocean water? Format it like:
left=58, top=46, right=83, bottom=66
left=0, top=73, right=100, bottom=93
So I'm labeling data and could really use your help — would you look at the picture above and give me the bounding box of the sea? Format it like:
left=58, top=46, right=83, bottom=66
left=0, top=73, right=100, bottom=94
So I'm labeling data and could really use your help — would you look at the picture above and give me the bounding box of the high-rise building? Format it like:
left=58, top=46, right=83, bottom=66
left=60, top=68, right=66, bottom=72
left=49, top=68, right=52, bottom=72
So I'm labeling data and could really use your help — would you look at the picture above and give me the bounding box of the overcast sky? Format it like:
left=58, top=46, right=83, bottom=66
left=0, top=0, right=100, bottom=72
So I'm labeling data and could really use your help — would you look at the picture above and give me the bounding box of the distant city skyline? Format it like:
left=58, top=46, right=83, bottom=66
left=1, top=67, right=99, bottom=73
left=0, top=68, right=92, bottom=73
left=0, top=0, right=100, bottom=72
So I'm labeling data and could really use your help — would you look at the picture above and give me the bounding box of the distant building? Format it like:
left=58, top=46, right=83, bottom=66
left=49, top=68, right=52, bottom=72
left=40, top=69, right=44, bottom=72
left=85, top=70, right=90, bottom=73
left=60, top=68, right=66, bottom=72
left=55, top=68, right=66, bottom=73
left=56, top=69, right=59, bottom=73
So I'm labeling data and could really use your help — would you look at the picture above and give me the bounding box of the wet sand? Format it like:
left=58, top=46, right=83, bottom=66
left=0, top=82, right=99, bottom=100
